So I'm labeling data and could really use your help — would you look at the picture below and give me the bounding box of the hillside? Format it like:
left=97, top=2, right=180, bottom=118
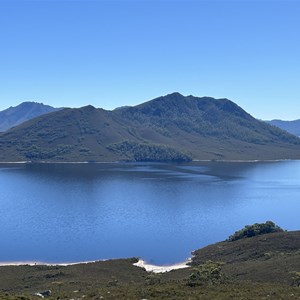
left=267, top=119, right=300, bottom=137
left=0, top=229, right=299, bottom=299
left=191, top=230, right=300, bottom=285
left=1, top=93, right=300, bottom=162
left=0, top=102, right=62, bottom=132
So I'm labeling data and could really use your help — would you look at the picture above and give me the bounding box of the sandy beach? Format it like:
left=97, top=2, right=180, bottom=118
left=133, top=259, right=191, bottom=273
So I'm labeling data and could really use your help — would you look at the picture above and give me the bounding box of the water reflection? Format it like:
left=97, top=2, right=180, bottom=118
left=0, top=161, right=299, bottom=264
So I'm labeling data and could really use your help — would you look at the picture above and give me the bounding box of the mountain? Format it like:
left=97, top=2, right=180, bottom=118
left=0, top=101, right=62, bottom=132
left=267, top=119, right=300, bottom=137
left=0, top=93, right=300, bottom=162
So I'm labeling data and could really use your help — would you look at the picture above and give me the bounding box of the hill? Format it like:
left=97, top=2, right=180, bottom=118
left=191, top=230, right=300, bottom=285
left=0, top=228, right=299, bottom=299
left=1, top=93, right=300, bottom=162
left=0, top=102, right=62, bottom=132
left=267, top=119, right=300, bottom=137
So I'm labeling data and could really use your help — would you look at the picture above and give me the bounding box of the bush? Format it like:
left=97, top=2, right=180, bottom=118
left=145, top=273, right=161, bottom=285
left=228, top=221, right=284, bottom=241
left=187, top=261, right=225, bottom=287
left=291, top=271, right=300, bottom=287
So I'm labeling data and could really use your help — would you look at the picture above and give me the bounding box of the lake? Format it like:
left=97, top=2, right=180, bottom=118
left=0, top=161, right=299, bottom=265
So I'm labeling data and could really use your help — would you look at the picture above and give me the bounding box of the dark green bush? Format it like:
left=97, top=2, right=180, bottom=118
left=228, top=221, right=284, bottom=241
left=187, top=261, right=225, bottom=287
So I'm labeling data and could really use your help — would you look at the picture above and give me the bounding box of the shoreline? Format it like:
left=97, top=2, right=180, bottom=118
left=133, top=259, right=191, bottom=273
left=0, top=258, right=191, bottom=273
left=0, top=158, right=297, bottom=164
left=0, top=260, right=97, bottom=267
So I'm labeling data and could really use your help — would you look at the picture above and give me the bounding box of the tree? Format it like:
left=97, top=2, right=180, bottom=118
left=228, top=221, right=284, bottom=241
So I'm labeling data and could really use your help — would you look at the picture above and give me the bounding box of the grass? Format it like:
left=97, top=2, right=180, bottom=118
left=1, top=281, right=300, bottom=299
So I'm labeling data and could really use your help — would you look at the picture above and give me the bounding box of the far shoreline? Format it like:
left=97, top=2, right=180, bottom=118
left=0, top=158, right=298, bottom=164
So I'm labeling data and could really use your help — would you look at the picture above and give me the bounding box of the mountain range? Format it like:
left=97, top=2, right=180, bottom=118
left=267, top=119, right=300, bottom=137
left=0, top=93, right=300, bottom=162
left=0, top=102, right=62, bottom=132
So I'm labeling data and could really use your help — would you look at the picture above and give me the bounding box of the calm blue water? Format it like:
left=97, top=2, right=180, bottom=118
left=0, top=161, right=299, bottom=265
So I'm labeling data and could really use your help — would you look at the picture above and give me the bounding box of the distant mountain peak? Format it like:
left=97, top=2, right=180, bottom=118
left=266, top=119, right=300, bottom=137
left=123, top=93, right=250, bottom=121
left=165, top=92, right=185, bottom=97
left=81, top=105, right=96, bottom=110
left=16, top=101, right=48, bottom=106
left=0, top=101, right=62, bottom=132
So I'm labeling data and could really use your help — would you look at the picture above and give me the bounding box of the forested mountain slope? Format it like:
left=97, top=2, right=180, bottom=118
left=0, top=93, right=300, bottom=162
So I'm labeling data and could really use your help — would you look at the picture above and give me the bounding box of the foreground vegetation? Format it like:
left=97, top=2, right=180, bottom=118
left=0, top=223, right=299, bottom=299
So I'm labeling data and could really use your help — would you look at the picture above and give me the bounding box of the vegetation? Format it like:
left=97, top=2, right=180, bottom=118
left=1, top=93, right=300, bottom=162
left=291, top=271, right=300, bottom=287
left=187, top=261, right=225, bottom=286
left=228, top=221, right=284, bottom=241
left=107, top=140, right=192, bottom=162
left=24, top=144, right=73, bottom=160
left=0, top=227, right=299, bottom=299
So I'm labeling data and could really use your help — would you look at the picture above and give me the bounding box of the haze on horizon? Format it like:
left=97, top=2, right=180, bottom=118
left=0, top=0, right=299, bottom=120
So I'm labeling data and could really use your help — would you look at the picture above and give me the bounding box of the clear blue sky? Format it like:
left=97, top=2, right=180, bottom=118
left=0, top=0, right=299, bottom=120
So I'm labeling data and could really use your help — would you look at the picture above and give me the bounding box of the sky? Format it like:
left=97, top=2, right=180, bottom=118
left=0, top=0, right=299, bottom=120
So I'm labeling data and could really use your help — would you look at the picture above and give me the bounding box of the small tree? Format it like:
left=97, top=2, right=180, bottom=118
left=187, top=261, right=225, bottom=287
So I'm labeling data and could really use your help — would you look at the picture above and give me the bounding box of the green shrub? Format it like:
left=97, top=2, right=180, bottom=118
left=228, top=221, right=284, bottom=241
left=145, top=273, right=161, bottom=285
left=187, top=261, right=225, bottom=287
left=291, top=271, right=300, bottom=287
